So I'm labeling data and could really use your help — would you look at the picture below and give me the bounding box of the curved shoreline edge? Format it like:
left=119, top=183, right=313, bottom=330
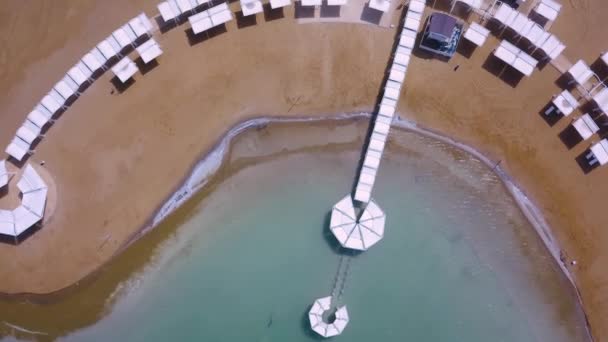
left=392, top=116, right=594, bottom=342
left=0, top=112, right=593, bottom=340
left=128, top=112, right=370, bottom=244
left=118, top=112, right=593, bottom=341
left=142, top=112, right=590, bottom=327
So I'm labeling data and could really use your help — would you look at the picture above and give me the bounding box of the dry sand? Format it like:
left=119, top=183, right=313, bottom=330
left=0, top=0, right=607, bottom=340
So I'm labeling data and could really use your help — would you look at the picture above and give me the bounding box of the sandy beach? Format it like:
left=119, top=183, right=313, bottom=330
left=0, top=0, right=607, bottom=339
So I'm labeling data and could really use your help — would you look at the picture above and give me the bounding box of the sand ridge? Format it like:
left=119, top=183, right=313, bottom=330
left=0, top=0, right=607, bottom=340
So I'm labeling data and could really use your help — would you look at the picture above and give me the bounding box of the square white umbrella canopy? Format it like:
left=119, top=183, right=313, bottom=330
left=572, top=114, right=599, bottom=140
left=270, top=0, right=291, bottom=8
left=590, top=139, right=608, bottom=166
left=552, top=90, right=579, bottom=116
left=112, top=57, right=139, bottom=83
left=369, top=0, right=390, bottom=12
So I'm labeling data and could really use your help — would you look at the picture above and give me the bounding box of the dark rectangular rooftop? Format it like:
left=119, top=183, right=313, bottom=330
left=428, top=13, right=457, bottom=39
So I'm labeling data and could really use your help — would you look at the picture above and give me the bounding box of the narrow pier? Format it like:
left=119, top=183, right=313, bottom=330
left=353, top=0, right=423, bottom=204
left=330, top=255, right=352, bottom=305
left=308, top=1, right=425, bottom=338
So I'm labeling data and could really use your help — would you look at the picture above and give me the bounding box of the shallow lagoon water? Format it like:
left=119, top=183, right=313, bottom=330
left=2, top=119, right=589, bottom=341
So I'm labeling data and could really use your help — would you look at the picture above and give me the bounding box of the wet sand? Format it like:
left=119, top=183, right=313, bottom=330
left=0, top=0, right=607, bottom=340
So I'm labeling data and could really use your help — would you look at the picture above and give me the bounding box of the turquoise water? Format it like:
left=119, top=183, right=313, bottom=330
left=57, top=121, right=588, bottom=341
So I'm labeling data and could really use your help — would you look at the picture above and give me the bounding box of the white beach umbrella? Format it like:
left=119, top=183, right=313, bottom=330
left=312, top=322, right=329, bottom=336
left=22, top=188, right=48, bottom=217
left=0, top=163, right=48, bottom=239
left=592, top=87, right=608, bottom=114
left=0, top=160, right=9, bottom=189
left=309, top=296, right=331, bottom=335
left=12, top=205, right=42, bottom=236
left=590, top=139, right=608, bottom=166
left=330, top=196, right=385, bottom=251
left=0, top=209, right=16, bottom=236
left=5, top=137, right=31, bottom=162
left=17, top=164, right=47, bottom=194
left=309, top=297, right=349, bottom=338
left=325, top=324, right=340, bottom=337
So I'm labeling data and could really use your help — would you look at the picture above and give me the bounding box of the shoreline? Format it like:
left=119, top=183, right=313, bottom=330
left=97, top=113, right=591, bottom=340
left=0, top=113, right=593, bottom=340
left=120, top=113, right=368, bottom=254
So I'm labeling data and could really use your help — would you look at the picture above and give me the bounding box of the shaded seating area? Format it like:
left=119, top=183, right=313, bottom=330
left=188, top=2, right=233, bottom=34
left=491, top=2, right=565, bottom=61
left=5, top=137, right=32, bottom=162
left=394, top=47, right=410, bottom=69
left=592, top=86, right=608, bottom=115
left=54, top=78, right=79, bottom=102
left=308, top=296, right=350, bottom=338
left=368, top=0, right=390, bottom=12
left=330, top=196, right=385, bottom=250
left=16, top=120, right=42, bottom=145
left=0, top=161, right=12, bottom=189
left=492, top=3, right=519, bottom=31
left=27, top=105, right=53, bottom=130
left=567, top=60, right=595, bottom=88
left=158, top=0, right=207, bottom=23
left=586, top=139, right=608, bottom=167
left=158, top=1, right=182, bottom=23
left=404, top=9, right=423, bottom=31
left=537, top=34, right=566, bottom=61
left=136, top=38, right=164, bottom=64
left=493, top=40, right=538, bottom=77
left=47, top=90, right=68, bottom=112
left=400, top=28, right=417, bottom=52
left=82, top=50, right=106, bottom=73
left=129, top=13, right=156, bottom=38
left=210, top=3, right=234, bottom=26
left=158, top=0, right=214, bottom=23
left=96, top=36, right=123, bottom=63
left=0, top=164, right=48, bottom=243
left=112, top=57, right=139, bottom=83
left=40, top=93, right=63, bottom=115
left=389, top=63, right=406, bottom=82
left=176, top=0, right=198, bottom=14
left=189, top=11, right=214, bottom=33
left=4, top=12, right=157, bottom=163
left=270, top=0, right=292, bottom=8
left=302, top=0, right=322, bottom=6
left=533, top=0, right=561, bottom=23
left=463, top=22, right=490, bottom=47
left=450, top=0, right=483, bottom=12
left=572, top=114, right=599, bottom=141
left=384, top=80, right=401, bottom=99
left=546, top=89, right=579, bottom=116
left=112, top=26, right=138, bottom=52
left=240, top=0, right=264, bottom=16
left=67, top=62, right=93, bottom=88
left=409, top=0, right=425, bottom=13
